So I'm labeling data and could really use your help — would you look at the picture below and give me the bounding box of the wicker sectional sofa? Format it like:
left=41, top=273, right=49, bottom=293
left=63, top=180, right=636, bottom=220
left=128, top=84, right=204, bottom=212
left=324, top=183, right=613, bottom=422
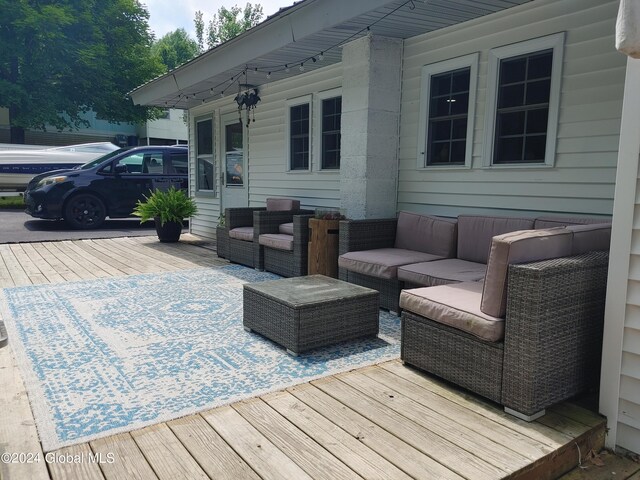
left=338, top=211, right=611, bottom=419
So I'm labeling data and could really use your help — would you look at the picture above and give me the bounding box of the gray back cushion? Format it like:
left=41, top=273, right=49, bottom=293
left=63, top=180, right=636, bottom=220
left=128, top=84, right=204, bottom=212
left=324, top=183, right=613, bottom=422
left=266, top=198, right=300, bottom=211
left=394, top=212, right=457, bottom=257
left=480, top=228, right=573, bottom=318
left=457, top=215, right=535, bottom=264
left=567, top=223, right=611, bottom=254
left=534, top=216, right=611, bottom=229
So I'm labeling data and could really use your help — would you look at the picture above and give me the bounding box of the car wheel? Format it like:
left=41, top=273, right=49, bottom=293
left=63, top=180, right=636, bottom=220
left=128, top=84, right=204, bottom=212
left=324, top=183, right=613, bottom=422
left=64, top=194, right=106, bottom=229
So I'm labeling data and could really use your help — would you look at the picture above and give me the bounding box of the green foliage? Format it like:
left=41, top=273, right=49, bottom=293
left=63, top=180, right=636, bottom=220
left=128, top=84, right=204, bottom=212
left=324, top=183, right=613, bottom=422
left=152, top=28, right=198, bottom=72
left=0, top=195, right=25, bottom=209
left=133, top=187, right=198, bottom=226
left=0, top=0, right=165, bottom=141
left=195, top=3, right=263, bottom=51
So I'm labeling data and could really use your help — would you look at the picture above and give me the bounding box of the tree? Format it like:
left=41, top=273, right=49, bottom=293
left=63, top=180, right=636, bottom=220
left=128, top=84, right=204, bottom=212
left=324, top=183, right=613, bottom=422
left=0, top=0, right=165, bottom=143
left=152, top=28, right=199, bottom=72
left=195, top=3, right=264, bottom=51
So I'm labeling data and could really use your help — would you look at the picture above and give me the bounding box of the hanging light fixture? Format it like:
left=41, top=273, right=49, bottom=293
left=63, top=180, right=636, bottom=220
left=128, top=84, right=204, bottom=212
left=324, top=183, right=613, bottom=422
left=234, top=84, right=261, bottom=127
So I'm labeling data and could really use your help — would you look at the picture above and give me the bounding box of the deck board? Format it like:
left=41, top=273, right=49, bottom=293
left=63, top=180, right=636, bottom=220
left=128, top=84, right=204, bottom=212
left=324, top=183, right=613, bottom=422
left=90, top=433, right=158, bottom=480
left=167, top=415, right=260, bottom=480
left=0, top=235, right=607, bottom=480
left=232, top=397, right=361, bottom=480
left=263, top=390, right=413, bottom=480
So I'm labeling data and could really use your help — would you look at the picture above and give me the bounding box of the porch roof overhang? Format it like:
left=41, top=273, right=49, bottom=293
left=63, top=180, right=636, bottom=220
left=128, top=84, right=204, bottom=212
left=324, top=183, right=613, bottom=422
left=130, top=0, right=530, bottom=109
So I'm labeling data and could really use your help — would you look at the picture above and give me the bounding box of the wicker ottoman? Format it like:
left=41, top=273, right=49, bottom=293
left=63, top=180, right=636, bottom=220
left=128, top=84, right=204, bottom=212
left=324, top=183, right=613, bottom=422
left=243, top=275, right=379, bottom=355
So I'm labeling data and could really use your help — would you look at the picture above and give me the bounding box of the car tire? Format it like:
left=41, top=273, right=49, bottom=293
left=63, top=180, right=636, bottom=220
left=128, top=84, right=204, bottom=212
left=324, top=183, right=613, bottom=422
left=64, top=194, right=106, bottom=229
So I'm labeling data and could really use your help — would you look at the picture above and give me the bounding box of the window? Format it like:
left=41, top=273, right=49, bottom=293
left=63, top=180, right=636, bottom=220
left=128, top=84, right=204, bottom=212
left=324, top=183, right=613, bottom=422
left=169, top=152, right=188, bottom=174
left=417, top=54, right=478, bottom=169
left=289, top=103, right=310, bottom=170
left=484, top=33, right=565, bottom=167
left=321, top=96, right=341, bottom=170
left=113, top=151, right=163, bottom=174
left=195, top=117, right=215, bottom=193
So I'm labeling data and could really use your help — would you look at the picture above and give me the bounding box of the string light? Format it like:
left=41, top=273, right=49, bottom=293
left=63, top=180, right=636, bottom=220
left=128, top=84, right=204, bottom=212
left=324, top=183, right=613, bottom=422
left=162, top=0, right=416, bottom=108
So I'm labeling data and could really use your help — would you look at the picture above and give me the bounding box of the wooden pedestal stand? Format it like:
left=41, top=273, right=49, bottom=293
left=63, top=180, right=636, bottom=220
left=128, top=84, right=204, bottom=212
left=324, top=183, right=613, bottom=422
left=307, top=218, right=340, bottom=278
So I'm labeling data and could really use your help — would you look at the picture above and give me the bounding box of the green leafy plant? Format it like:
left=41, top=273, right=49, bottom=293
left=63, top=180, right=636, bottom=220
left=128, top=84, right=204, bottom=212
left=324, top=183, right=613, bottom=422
left=133, top=187, right=197, bottom=226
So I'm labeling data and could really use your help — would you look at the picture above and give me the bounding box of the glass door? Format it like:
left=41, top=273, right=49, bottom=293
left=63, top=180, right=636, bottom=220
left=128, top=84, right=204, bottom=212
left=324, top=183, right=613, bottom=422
left=221, top=112, right=248, bottom=209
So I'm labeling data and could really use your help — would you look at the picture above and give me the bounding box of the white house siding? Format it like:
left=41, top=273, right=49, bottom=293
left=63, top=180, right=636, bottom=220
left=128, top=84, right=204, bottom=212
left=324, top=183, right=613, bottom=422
left=600, top=57, right=640, bottom=455
left=246, top=62, right=343, bottom=209
left=397, top=0, right=625, bottom=218
left=186, top=63, right=343, bottom=238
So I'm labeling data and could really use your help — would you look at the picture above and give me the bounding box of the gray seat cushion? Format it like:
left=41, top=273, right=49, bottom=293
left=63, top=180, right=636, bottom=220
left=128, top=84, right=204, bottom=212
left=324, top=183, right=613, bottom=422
left=457, top=215, right=535, bottom=264
left=259, top=233, right=294, bottom=251
left=400, top=282, right=504, bottom=342
left=398, top=259, right=487, bottom=286
left=338, top=248, right=445, bottom=280
left=229, top=226, right=254, bottom=242
left=395, top=212, right=457, bottom=257
left=279, top=222, right=294, bottom=235
left=480, top=228, right=573, bottom=318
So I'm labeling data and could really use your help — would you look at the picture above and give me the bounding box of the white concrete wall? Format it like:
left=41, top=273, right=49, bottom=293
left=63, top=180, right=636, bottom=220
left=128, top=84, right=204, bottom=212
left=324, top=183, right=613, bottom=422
left=398, top=0, right=625, bottom=219
left=341, top=35, right=403, bottom=219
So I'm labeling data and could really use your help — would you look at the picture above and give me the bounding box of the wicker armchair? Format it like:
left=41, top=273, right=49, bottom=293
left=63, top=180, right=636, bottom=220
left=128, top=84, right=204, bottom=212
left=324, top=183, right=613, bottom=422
left=223, top=207, right=266, bottom=268
left=401, top=251, right=609, bottom=420
left=221, top=198, right=304, bottom=270
left=257, top=213, right=314, bottom=277
left=338, top=218, right=401, bottom=310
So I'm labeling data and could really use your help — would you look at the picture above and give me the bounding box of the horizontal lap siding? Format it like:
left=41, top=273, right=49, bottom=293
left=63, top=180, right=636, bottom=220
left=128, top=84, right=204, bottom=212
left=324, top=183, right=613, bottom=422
left=247, top=63, right=343, bottom=210
left=398, top=0, right=623, bottom=218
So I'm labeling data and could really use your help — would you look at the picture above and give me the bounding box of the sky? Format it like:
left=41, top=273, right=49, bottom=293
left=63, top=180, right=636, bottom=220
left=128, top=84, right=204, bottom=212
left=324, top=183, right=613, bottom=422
left=143, top=0, right=295, bottom=40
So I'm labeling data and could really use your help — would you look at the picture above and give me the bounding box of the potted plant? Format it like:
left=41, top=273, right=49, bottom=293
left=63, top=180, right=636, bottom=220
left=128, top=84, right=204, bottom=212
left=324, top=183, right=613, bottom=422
left=133, top=187, right=197, bottom=242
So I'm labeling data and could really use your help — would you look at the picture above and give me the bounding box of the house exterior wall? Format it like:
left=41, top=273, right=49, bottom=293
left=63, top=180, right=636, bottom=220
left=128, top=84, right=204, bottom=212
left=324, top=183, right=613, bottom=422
left=600, top=57, right=640, bottom=455
left=137, top=109, right=188, bottom=145
left=398, top=0, right=625, bottom=218
left=186, top=63, right=343, bottom=239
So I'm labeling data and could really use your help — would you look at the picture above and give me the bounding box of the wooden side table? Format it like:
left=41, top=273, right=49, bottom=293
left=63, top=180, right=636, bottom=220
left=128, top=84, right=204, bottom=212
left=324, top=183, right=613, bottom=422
left=307, top=218, right=340, bottom=277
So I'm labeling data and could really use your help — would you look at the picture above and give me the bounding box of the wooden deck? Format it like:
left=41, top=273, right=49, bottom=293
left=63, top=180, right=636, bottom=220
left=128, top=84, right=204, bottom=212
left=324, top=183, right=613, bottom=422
left=0, top=236, right=606, bottom=480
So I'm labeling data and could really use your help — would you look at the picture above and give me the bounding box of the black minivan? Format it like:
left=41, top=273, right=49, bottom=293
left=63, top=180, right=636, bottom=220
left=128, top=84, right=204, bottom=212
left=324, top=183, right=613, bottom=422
left=24, top=146, right=188, bottom=229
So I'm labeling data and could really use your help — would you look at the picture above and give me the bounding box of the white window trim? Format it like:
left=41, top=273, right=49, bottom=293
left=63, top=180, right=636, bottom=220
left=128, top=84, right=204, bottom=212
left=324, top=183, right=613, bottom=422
left=314, top=87, right=342, bottom=172
left=417, top=53, right=479, bottom=170
left=482, top=32, right=565, bottom=168
left=194, top=114, right=216, bottom=196
left=285, top=95, right=312, bottom=173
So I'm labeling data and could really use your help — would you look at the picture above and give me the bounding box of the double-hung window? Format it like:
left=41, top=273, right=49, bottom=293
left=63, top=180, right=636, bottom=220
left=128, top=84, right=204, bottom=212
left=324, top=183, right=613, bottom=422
left=484, top=33, right=565, bottom=167
left=195, top=117, right=215, bottom=194
left=321, top=96, right=341, bottom=170
left=417, top=54, right=478, bottom=168
left=286, top=96, right=311, bottom=171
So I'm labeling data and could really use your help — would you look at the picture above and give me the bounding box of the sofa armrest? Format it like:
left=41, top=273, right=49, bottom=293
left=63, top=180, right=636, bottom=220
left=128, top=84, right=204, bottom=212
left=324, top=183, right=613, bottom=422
left=338, top=218, right=397, bottom=255
left=293, top=214, right=313, bottom=250
left=502, top=251, right=609, bottom=415
left=226, top=207, right=265, bottom=230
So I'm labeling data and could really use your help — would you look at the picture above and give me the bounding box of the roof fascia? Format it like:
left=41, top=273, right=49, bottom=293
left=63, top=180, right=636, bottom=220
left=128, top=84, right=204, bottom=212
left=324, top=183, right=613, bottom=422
left=131, top=0, right=395, bottom=105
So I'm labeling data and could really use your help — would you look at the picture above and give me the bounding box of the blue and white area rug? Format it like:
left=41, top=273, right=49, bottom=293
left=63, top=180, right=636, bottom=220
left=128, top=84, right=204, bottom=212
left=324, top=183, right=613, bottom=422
left=0, top=265, right=400, bottom=452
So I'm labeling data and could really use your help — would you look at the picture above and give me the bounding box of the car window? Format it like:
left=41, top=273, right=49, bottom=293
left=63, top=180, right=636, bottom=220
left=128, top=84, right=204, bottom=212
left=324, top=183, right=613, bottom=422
left=169, top=153, right=188, bottom=174
left=110, top=151, right=164, bottom=174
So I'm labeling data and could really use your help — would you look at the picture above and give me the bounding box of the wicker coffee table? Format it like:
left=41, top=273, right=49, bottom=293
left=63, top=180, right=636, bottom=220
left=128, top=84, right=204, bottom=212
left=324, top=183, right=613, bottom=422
left=243, top=275, right=379, bottom=355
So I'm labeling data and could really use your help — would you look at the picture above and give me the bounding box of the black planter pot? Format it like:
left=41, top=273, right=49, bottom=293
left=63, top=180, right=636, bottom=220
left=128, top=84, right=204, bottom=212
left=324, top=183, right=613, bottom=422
left=155, top=219, right=182, bottom=242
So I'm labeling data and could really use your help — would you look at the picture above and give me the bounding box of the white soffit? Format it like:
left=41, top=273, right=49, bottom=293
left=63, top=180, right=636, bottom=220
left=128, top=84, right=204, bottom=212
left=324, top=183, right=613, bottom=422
left=131, top=0, right=528, bottom=108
